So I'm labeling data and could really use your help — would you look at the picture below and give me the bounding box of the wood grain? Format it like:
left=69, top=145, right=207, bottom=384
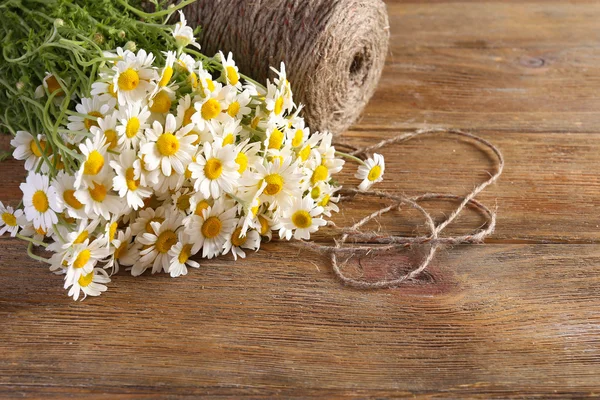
left=2, top=1, right=600, bottom=398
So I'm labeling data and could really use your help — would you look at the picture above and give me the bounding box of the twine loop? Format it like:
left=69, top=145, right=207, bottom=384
left=295, top=128, right=504, bottom=289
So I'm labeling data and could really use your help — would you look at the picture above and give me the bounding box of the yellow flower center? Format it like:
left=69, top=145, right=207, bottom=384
left=32, top=190, right=49, bottom=213
left=63, top=190, right=83, bottom=210
left=78, top=271, right=94, bottom=287
left=83, top=150, right=105, bottom=176
left=155, top=230, right=177, bottom=253
left=84, top=111, right=102, bottom=131
left=104, top=129, right=118, bottom=149
left=235, top=152, right=248, bottom=174
left=29, top=139, right=47, bottom=157
left=176, top=194, right=191, bottom=211
left=178, top=243, right=193, bottom=264
left=125, top=117, right=140, bottom=139
left=145, top=217, right=165, bottom=233
left=222, top=133, right=235, bottom=146
left=226, top=66, right=239, bottom=85
left=183, top=107, right=195, bottom=126
left=194, top=200, right=210, bottom=216
left=292, top=129, right=304, bottom=147
left=368, top=165, right=382, bottom=181
left=230, top=226, right=247, bottom=247
left=159, top=66, right=174, bottom=87
left=201, top=98, right=222, bottom=120
left=251, top=116, right=261, bottom=129
left=311, top=165, right=328, bottom=184
left=125, top=167, right=140, bottom=191
left=73, top=249, right=91, bottom=269
left=311, top=186, right=321, bottom=199
left=258, top=215, right=269, bottom=235
left=227, top=101, right=240, bottom=117
left=114, top=242, right=127, bottom=260
left=1, top=212, right=17, bottom=227
left=299, top=145, right=311, bottom=161
left=274, top=96, right=284, bottom=115
left=292, top=210, right=312, bottom=229
left=320, top=194, right=331, bottom=207
left=108, top=83, right=117, bottom=98
left=156, top=133, right=180, bottom=156
left=263, top=174, right=283, bottom=196
left=189, top=72, right=198, bottom=89
left=268, top=128, right=284, bottom=150
left=251, top=205, right=259, bottom=216
left=73, top=230, right=89, bottom=245
left=89, top=182, right=107, bottom=202
left=35, top=226, right=46, bottom=236
left=109, top=222, right=118, bottom=242
left=150, top=91, right=172, bottom=113
left=204, top=158, right=223, bottom=180
left=201, top=216, right=222, bottom=239
left=45, top=75, right=63, bottom=95
left=118, top=68, right=139, bottom=91
left=206, top=79, right=215, bottom=92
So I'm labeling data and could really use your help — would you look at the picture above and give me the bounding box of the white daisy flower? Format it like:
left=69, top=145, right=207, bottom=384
left=131, top=206, right=166, bottom=236
left=112, top=49, right=158, bottom=105
left=140, top=114, right=197, bottom=176
left=194, top=62, right=221, bottom=97
left=10, top=131, right=48, bottom=170
left=170, top=187, right=194, bottom=216
left=116, top=102, right=151, bottom=150
left=287, top=125, right=310, bottom=149
left=243, top=156, right=303, bottom=210
left=90, top=80, right=118, bottom=102
left=111, top=150, right=153, bottom=210
left=355, top=153, right=385, bottom=191
left=67, top=96, right=116, bottom=134
left=210, top=118, right=243, bottom=147
left=316, top=132, right=345, bottom=175
left=172, top=10, right=201, bottom=50
left=74, top=174, right=123, bottom=220
left=74, top=132, right=109, bottom=189
left=60, top=219, right=101, bottom=250
left=224, top=88, right=252, bottom=119
left=105, top=227, right=137, bottom=274
left=136, top=213, right=183, bottom=275
left=218, top=51, right=241, bottom=88
left=311, top=183, right=341, bottom=217
left=191, top=86, right=228, bottom=131
left=0, top=201, right=25, bottom=237
left=188, top=141, right=239, bottom=198
left=167, top=231, right=200, bottom=278
left=52, top=172, right=87, bottom=220
left=275, top=195, right=326, bottom=240
left=233, top=140, right=261, bottom=176
left=20, top=173, right=61, bottom=232
left=184, top=199, right=237, bottom=259
left=66, top=268, right=111, bottom=301
left=91, top=112, right=120, bottom=152
left=222, top=221, right=260, bottom=261
left=35, top=73, right=65, bottom=98
left=188, top=193, right=213, bottom=218
left=64, top=236, right=111, bottom=285
left=156, top=50, right=177, bottom=90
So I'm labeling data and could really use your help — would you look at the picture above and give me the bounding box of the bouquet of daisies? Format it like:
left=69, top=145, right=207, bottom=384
left=0, top=1, right=385, bottom=300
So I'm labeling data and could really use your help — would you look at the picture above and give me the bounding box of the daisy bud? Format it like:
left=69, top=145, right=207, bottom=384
left=93, top=33, right=105, bottom=45
left=124, top=41, right=136, bottom=52
left=16, top=81, right=25, bottom=91
left=54, top=18, right=64, bottom=28
left=118, top=30, right=126, bottom=39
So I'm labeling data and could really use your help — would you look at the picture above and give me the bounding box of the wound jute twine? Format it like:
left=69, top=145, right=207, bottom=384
left=294, top=128, right=504, bottom=289
left=181, top=0, right=389, bottom=135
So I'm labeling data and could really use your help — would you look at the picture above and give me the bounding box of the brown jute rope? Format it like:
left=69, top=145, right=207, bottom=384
left=181, top=0, right=390, bottom=135
left=294, top=128, right=504, bottom=289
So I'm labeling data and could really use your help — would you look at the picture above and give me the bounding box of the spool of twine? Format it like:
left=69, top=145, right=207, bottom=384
left=181, top=0, right=390, bottom=135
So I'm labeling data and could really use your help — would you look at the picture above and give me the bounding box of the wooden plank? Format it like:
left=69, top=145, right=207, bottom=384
left=2, top=130, right=599, bottom=242
left=1, top=240, right=599, bottom=397
left=354, top=3, right=600, bottom=132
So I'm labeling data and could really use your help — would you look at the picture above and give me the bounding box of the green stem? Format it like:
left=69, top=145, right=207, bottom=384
left=335, top=151, right=366, bottom=166
left=116, top=0, right=198, bottom=19
left=27, top=242, right=52, bottom=264
left=17, top=233, right=48, bottom=248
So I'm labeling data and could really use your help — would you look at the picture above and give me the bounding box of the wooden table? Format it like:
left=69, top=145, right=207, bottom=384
left=2, top=1, right=600, bottom=398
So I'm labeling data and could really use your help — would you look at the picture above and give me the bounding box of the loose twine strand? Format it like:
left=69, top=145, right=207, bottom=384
left=294, top=128, right=504, bottom=289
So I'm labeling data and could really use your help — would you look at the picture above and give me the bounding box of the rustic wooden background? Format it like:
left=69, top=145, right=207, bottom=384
left=2, top=1, right=600, bottom=398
